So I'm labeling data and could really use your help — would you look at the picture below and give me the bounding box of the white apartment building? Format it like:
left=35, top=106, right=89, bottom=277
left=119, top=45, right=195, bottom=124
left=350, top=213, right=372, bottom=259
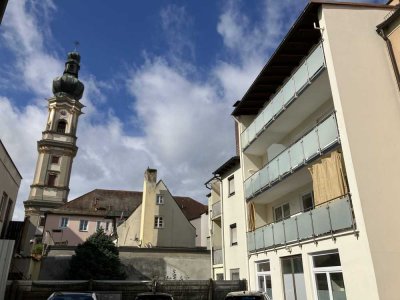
left=207, top=157, right=249, bottom=281
left=209, top=1, right=400, bottom=299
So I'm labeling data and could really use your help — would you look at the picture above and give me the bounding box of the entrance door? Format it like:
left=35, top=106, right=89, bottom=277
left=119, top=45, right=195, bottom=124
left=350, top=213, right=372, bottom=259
left=281, top=255, right=307, bottom=300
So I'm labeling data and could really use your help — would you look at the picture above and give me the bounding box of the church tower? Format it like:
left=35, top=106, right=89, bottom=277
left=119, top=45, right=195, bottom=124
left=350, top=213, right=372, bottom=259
left=22, top=51, right=84, bottom=252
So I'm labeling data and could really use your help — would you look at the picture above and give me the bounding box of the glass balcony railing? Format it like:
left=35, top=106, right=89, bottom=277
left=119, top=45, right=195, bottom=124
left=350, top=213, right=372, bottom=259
left=241, top=43, right=326, bottom=150
left=244, top=113, right=339, bottom=200
left=247, top=195, right=354, bottom=253
left=211, top=201, right=222, bottom=219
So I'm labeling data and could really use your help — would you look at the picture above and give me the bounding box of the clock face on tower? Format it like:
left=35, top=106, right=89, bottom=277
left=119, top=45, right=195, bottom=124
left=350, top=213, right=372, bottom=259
left=60, top=110, right=67, bottom=118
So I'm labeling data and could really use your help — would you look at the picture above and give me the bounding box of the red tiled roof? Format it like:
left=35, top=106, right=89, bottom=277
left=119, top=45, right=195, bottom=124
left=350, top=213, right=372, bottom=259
left=48, top=189, right=206, bottom=221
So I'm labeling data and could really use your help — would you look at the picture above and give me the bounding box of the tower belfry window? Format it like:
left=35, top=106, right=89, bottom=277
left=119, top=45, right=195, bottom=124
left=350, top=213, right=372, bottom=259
left=57, top=120, right=67, bottom=133
left=47, top=174, right=57, bottom=187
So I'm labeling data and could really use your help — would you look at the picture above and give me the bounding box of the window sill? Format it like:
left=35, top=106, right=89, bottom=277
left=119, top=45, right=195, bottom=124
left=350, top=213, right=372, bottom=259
left=79, top=230, right=88, bottom=232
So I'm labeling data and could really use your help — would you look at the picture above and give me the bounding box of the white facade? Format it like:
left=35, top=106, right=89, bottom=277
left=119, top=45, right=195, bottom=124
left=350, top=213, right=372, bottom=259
left=209, top=2, right=400, bottom=300
left=0, top=140, right=22, bottom=238
left=207, top=157, right=248, bottom=281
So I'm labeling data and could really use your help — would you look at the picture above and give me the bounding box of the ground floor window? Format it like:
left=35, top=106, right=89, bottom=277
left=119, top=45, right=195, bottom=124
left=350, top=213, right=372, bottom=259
left=256, top=261, right=272, bottom=299
left=281, top=255, right=307, bottom=300
left=216, top=273, right=224, bottom=280
left=230, top=268, right=240, bottom=280
left=312, top=252, right=347, bottom=300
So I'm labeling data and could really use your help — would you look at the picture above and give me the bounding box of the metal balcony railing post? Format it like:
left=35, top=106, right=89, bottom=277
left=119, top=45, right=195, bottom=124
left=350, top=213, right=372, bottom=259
left=310, top=210, right=317, bottom=245
left=327, top=203, right=335, bottom=241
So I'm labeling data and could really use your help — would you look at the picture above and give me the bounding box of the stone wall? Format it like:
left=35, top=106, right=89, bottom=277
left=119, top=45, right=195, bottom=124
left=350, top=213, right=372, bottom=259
left=39, top=246, right=211, bottom=280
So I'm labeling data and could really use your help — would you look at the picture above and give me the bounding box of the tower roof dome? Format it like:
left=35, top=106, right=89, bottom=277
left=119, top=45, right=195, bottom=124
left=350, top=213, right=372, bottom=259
left=52, top=51, right=84, bottom=100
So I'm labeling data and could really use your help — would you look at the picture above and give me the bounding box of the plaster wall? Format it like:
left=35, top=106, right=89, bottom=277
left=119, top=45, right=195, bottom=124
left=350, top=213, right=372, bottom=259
left=44, top=214, right=112, bottom=246
left=321, top=5, right=399, bottom=299
left=0, top=142, right=21, bottom=235
left=220, top=166, right=249, bottom=281
left=153, top=182, right=196, bottom=248
left=39, top=247, right=211, bottom=281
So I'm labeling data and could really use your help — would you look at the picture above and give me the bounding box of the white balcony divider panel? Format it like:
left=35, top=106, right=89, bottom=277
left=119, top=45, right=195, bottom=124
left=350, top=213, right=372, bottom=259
left=212, top=201, right=222, bottom=219
left=241, top=43, right=326, bottom=150
left=244, top=113, right=339, bottom=200
left=247, top=195, right=353, bottom=253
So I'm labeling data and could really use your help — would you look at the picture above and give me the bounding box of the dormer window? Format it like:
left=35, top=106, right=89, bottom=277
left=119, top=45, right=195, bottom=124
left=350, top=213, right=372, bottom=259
left=57, top=120, right=67, bottom=133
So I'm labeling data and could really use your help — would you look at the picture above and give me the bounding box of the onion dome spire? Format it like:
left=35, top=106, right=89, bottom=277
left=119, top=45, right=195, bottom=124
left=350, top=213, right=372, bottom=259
left=52, top=51, right=85, bottom=100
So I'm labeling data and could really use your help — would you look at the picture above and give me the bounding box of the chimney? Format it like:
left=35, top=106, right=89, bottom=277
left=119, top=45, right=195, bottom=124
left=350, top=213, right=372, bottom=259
left=139, top=168, right=157, bottom=245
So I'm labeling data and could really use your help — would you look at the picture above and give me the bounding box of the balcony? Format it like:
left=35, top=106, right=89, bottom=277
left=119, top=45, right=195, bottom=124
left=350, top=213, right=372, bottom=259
left=244, top=112, right=340, bottom=201
left=211, top=201, right=222, bottom=219
left=241, top=43, right=326, bottom=152
left=212, top=248, right=223, bottom=265
left=247, top=195, right=355, bottom=253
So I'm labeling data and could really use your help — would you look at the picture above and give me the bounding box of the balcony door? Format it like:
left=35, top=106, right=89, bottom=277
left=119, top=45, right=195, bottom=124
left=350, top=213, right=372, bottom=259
left=281, top=255, right=307, bottom=300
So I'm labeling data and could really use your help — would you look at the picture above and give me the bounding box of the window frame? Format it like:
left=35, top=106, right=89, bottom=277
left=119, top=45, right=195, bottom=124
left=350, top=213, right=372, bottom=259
left=274, top=202, right=290, bottom=222
left=96, top=221, right=102, bottom=230
left=51, top=156, right=60, bottom=165
left=39, top=216, right=46, bottom=227
left=59, top=217, right=69, bottom=228
left=154, top=216, right=164, bottom=229
left=228, top=175, right=235, bottom=196
left=255, top=260, right=273, bottom=298
left=311, top=251, right=346, bottom=300
left=156, top=194, right=164, bottom=205
left=230, top=268, right=240, bottom=280
left=47, top=173, right=57, bottom=187
left=230, top=223, right=238, bottom=246
left=79, top=220, right=89, bottom=232
left=301, top=191, right=314, bottom=212
left=56, top=120, right=67, bottom=134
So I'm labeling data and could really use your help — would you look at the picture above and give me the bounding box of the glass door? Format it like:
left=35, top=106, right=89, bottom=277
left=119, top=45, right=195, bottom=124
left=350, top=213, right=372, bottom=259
left=281, top=255, right=307, bottom=300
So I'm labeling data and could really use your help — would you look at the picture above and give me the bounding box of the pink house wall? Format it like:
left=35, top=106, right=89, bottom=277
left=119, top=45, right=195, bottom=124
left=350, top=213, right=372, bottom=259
left=44, top=214, right=113, bottom=246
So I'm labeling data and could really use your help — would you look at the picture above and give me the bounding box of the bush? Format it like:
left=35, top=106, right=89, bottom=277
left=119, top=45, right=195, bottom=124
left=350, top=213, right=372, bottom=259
left=68, top=228, right=126, bottom=280
left=32, top=243, right=43, bottom=255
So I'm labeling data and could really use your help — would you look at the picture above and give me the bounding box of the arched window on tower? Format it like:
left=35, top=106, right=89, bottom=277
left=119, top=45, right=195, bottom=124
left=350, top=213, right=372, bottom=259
left=47, top=173, right=57, bottom=187
left=56, top=120, right=67, bottom=133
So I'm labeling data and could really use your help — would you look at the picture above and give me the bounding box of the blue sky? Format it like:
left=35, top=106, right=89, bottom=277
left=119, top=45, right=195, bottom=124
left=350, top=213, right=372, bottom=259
left=0, top=0, right=381, bottom=220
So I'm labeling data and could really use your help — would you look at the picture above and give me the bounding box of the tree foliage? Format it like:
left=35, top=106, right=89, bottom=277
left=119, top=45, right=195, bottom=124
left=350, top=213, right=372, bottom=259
left=68, top=228, right=126, bottom=280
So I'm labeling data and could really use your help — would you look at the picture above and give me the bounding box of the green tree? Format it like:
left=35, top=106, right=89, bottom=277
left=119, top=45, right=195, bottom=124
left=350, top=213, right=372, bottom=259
left=68, top=228, right=126, bottom=280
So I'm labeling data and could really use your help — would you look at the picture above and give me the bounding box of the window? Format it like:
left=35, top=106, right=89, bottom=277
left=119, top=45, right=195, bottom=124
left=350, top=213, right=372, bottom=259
left=56, top=120, right=67, bottom=133
left=154, top=216, right=164, bottom=228
left=39, top=216, right=46, bottom=227
left=228, top=175, right=235, bottom=196
left=0, top=198, right=13, bottom=238
left=60, top=217, right=69, bottom=228
left=312, top=252, right=347, bottom=300
left=0, top=192, right=8, bottom=221
left=282, top=255, right=307, bottom=300
left=156, top=195, right=164, bottom=205
left=256, top=261, right=272, bottom=299
left=106, top=221, right=110, bottom=231
left=79, top=220, right=88, bottom=231
left=230, top=223, right=237, bottom=246
left=96, top=221, right=102, bottom=230
left=51, top=156, right=60, bottom=164
left=274, top=203, right=290, bottom=222
left=230, top=268, right=240, bottom=280
left=47, top=173, right=57, bottom=187
left=302, top=192, right=314, bottom=212
left=216, top=273, right=224, bottom=280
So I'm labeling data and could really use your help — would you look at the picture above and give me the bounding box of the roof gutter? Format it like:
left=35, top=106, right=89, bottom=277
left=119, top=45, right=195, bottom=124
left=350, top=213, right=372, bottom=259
left=377, top=28, right=400, bottom=91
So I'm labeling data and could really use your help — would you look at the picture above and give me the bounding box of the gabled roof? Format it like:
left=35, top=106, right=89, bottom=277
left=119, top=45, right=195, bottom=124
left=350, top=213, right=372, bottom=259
left=232, top=0, right=392, bottom=116
left=48, top=189, right=207, bottom=221
left=212, top=156, right=240, bottom=177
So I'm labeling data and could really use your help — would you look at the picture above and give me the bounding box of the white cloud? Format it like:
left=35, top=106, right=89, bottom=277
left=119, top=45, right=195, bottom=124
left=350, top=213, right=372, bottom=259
left=1, top=0, right=308, bottom=221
